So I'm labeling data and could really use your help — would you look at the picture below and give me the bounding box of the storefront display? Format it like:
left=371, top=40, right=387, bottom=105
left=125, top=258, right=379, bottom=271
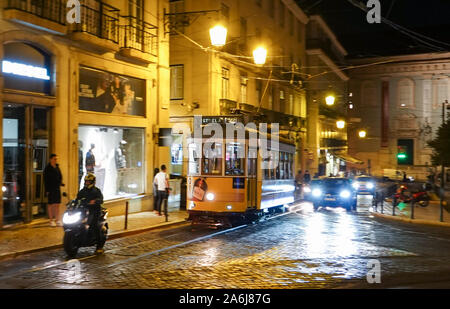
left=78, top=126, right=145, bottom=201
left=79, top=66, right=146, bottom=116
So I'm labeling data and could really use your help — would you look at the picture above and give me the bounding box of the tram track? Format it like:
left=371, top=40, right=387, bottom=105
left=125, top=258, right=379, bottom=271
left=1, top=206, right=301, bottom=289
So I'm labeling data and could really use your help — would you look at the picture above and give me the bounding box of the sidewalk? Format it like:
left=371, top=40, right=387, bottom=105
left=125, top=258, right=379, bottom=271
left=371, top=199, right=450, bottom=227
left=0, top=210, right=188, bottom=261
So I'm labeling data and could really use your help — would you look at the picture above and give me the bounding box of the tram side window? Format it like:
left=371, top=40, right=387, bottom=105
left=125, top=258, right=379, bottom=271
left=279, top=152, right=285, bottom=179
left=202, top=142, right=223, bottom=175
left=247, top=148, right=257, bottom=177
left=262, top=157, right=271, bottom=179
left=225, top=142, right=245, bottom=176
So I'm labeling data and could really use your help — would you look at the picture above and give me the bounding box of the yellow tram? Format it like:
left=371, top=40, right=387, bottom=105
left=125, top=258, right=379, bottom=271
left=186, top=116, right=296, bottom=227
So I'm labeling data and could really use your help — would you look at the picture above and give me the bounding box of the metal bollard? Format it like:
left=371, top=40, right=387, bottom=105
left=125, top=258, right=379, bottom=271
left=124, top=200, right=129, bottom=230
left=392, top=196, right=396, bottom=216
left=410, top=199, right=414, bottom=220
left=164, top=197, right=168, bottom=222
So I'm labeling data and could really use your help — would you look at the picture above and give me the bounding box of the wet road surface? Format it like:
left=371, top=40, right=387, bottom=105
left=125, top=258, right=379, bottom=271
left=1, top=196, right=450, bottom=289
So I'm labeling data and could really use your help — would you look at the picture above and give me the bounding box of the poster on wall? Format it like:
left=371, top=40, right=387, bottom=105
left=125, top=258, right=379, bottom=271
left=79, top=66, right=146, bottom=116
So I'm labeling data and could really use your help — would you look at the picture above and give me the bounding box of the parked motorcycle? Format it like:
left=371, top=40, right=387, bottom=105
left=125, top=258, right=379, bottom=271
left=394, top=184, right=430, bottom=207
left=62, top=198, right=109, bottom=258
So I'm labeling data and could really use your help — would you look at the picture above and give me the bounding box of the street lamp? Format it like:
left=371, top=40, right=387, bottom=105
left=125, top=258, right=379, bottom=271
left=209, top=24, right=227, bottom=47
left=253, top=46, right=268, bottom=65
left=325, top=95, right=335, bottom=106
left=336, top=120, right=346, bottom=129
left=358, top=130, right=367, bottom=138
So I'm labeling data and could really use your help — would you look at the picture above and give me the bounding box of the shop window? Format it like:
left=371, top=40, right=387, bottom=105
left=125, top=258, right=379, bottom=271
left=78, top=126, right=145, bottom=201
left=79, top=66, right=146, bottom=116
left=225, top=142, right=245, bottom=176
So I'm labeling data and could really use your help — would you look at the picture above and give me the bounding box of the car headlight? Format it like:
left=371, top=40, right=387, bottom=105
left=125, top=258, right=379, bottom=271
left=63, top=212, right=82, bottom=225
left=340, top=190, right=351, bottom=198
left=206, top=193, right=215, bottom=201
left=312, top=188, right=322, bottom=197
left=367, top=182, right=374, bottom=189
left=303, top=186, right=311, bottom=193
left=352, top=182, right=360, bottom=189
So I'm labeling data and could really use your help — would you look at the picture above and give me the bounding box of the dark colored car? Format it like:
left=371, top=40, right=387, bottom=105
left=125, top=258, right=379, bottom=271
left=310, top=177, right=357, bottom=212
left=302, top=179, right=321, bottom=201
left=352, top=176, right=376, bottom=195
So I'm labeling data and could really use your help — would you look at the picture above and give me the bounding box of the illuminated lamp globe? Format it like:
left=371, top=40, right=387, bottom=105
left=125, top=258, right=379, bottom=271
left=358, top=130, right=367, bottom=138
left=336, top=120, right=346, bottom=129
left=209, top=25, right=227, bottom=47
left=253, top=46, right=268, bottom=65
left=325, top=95, right=335, bottom=106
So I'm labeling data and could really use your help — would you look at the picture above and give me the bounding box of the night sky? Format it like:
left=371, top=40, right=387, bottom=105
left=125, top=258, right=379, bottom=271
left=296, top=0, right=450, bottom=58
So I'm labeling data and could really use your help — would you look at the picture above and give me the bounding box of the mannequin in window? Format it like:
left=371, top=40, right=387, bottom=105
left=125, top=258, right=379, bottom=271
left=86, top=143, right=96, bottom=173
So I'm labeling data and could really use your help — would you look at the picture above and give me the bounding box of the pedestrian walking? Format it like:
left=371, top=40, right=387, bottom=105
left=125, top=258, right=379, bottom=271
left=43, top=154, right=64, bottom=226
left=153, top=167, right=160, bottom=214
left=154, top=165, right=169, bottom=216
left=303, top=170, right=311, bottom=184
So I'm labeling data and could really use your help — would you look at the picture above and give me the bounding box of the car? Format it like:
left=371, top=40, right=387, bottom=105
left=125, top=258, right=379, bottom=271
left=302, top=179, right=321, bottom=201
left=310, top=177, right=357, bottom=212
left=352, top=175, right=376, bottom=195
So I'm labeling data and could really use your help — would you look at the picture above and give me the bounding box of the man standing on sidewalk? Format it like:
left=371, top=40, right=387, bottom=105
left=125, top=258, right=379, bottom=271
left=43, top=154, right=64, bottom=226
left=154, top=165, right=169, bottom=216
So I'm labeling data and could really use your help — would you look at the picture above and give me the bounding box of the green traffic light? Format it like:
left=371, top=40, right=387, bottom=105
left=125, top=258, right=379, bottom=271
left=397, top=153, right=407, bottom=159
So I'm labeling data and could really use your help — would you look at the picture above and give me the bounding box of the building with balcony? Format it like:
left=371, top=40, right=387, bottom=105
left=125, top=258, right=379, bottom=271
left=168, top=0, right=308, bottom=178
left=0, top=0, right=170, bottom=227
left=348, top=52, right=450, bottom=180
left=303, top=15, right=359, bottom=178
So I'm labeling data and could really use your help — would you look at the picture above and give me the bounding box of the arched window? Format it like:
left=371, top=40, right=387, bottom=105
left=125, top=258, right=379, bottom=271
left=361, top=81, right=377, bottom=107
left=2, top=42, right=52, bottom=94
left=397, top=78, right=414, bottom=108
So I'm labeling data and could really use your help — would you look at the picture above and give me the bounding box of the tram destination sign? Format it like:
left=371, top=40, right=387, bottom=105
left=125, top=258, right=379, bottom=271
left=201, top=116, right=243, bottom=126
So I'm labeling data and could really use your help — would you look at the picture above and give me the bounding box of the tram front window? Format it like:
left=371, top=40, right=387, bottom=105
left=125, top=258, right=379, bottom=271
left=225, top=142, right=245, bottom=176
left=188, top=143, right=200, bottom=176
left=202, top=142, right=222, bottom=175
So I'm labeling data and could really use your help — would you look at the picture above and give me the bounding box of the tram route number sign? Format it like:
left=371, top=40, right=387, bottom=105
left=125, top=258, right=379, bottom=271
left=233, top=177, right=245, bottom=189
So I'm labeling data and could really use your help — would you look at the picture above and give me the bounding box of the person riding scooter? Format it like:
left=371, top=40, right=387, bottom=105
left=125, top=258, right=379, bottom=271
left=77, top=173, right=104, bottom=254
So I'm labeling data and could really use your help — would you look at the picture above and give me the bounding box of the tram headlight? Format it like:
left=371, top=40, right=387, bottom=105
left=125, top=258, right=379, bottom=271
left=303, top=186, right=311, bottom=193
left=206, top=193, right=215, bottom=201
left=340, top=190, right=351, bottom=199
left=312, top=188, right=322, bottom=197
left=352, top=182, right=360, bottom=189
left=2, top=186, right=6, bottom=193
left=226, top=205, right=233, bottom=210
left=63, top=211, right=82, bottom=225
left=367, top=182, right=374, bottom=189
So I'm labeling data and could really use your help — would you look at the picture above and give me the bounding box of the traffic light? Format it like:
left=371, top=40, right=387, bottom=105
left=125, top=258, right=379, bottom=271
left=397, top=140, right=414, bottom=165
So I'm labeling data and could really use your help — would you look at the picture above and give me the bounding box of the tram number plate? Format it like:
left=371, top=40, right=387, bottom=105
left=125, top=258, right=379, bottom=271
left=324, top=198, right=336, bottom=201
left=233, top=178, right=245, bottom=189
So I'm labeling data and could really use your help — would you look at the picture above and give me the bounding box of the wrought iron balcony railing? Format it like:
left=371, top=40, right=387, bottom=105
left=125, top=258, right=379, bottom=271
left=5, top=0, right=66, bottom=25
left=71, top=1, right=120, bottom=44
left=119, top=16, right=158, bottom=56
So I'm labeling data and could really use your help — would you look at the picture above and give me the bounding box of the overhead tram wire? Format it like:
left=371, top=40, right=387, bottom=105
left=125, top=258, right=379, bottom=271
left=346, top=0, right=450, bottom=52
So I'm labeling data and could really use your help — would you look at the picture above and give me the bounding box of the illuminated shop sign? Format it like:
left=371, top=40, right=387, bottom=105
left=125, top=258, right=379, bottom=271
left=2, top=60, right=50, bottom=80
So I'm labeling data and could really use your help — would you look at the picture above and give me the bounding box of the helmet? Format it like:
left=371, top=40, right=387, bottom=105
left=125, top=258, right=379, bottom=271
left=84, top=173, right=96, bottom=189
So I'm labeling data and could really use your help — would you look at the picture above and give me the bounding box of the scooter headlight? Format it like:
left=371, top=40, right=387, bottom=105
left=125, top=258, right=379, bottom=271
left=312, top=188, right=322, bottom=197
left=367, top=182, right=374, bottom=189
left=340, top=190, right=351, bottom=198
left=63, top=211, right=82, bottom=225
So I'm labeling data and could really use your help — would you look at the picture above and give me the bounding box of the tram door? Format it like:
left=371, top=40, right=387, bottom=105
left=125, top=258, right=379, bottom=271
left=247, top=148, right=257, bottom=208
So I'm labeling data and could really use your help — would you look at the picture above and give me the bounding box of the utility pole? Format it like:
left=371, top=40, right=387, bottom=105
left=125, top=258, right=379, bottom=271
left=440, top=100, right=449, bottom=222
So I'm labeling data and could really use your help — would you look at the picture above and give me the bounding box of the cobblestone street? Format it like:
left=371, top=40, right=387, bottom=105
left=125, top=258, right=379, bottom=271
left=2, top=199, right=450, bottom=289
